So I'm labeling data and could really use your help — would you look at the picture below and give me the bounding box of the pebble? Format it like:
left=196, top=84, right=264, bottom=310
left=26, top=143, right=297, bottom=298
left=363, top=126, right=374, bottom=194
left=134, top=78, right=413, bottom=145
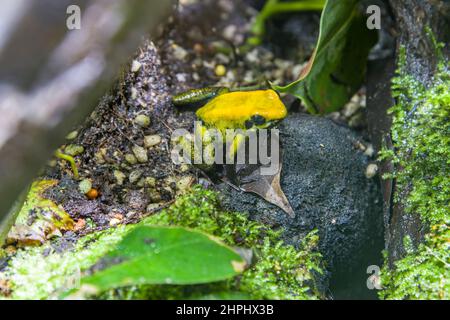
left=176, top=176, right=193, bottom=192
left=215, top=53, right=230, bottom=64
left=245, top=48, right=259, bottom=64
left=147, top=188, right=161, bottom=203
left=243, top=70, right=255, bottom=83
left=131, top=60, right=142, bottom=73
left=342, top=101, right=361, bottom=118
left=365, top=163, right=378, bottom=179
left=193, top=43, right=203, bottom=54
left=171, top=44, right=188, bottom=60
left=144, top=135, right=162, bottom=148
left=136, top=178, right=145, bottom=188
left=78, top=179, right=92, bottom=194
left=364, top=144, right=375, bottom=157
left=222, top=24, right=237, bottom=41
left=86, top=188, right=99, bottom=200
left=179, top=164, right=190, bottom=172
left=215, top=64, right=227, bottom=77
left=65, top=131, right=78, bottom=140
left=109, top=218, right=121, bottom=226
left=73, top=219, right=86, bottom=231
left=131, top=87, right=138, bottom=100
left=145, top=177, right=156, bottom=188
left=126, top=211, right=137, bottom=219
left=129, top=170, right=143, bottom=184
left=114, top=170, right=126, bottom=185
left=94, top=148, right=107, bottom=164
left=125, top=153, right=138, bottom=165
left=132, top=145, right=148, bottom=163
left=146, top=204, right=161, bottom=212
left=64, top=144, right=84, bottom=156
left=134, top=114, right=150, bottom=128
left=176, top=73, right=187, bottom=82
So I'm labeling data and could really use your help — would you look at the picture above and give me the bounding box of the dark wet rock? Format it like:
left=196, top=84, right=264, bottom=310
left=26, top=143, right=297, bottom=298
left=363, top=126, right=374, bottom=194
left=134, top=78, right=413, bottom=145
left=218, top=114, right=383, bottom=288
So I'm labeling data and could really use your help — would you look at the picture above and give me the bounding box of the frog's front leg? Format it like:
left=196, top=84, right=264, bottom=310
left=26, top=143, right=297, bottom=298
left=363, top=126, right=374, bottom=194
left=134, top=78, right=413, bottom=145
left=225, top=131, right=246, bottom=163
left=174, top=122, right=218, bottom=169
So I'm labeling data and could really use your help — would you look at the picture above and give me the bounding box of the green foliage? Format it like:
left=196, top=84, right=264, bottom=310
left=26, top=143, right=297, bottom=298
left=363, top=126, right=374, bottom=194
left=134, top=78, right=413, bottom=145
left=239, top=231, right=322, bottom=299
left=78, top=226, right=246, bottom=294
left=379, top=46, right=450, bottom=299
left=1, top=186, right=323, bottom=300
left=2, top=180, right=74, bottom=247
left=380, top=224, right=449, bottom=299
left=273, top=0, right=377, bottom=113
left=1, top=224, right=131, bottom=299
left=139, top=186, right=324, bottom=300
left=379, top=47, right=449, bottom=224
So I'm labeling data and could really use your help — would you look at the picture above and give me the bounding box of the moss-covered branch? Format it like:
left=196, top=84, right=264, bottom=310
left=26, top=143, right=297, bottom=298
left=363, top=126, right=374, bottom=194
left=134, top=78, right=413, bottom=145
left=378, top=46, right=449, bottom=299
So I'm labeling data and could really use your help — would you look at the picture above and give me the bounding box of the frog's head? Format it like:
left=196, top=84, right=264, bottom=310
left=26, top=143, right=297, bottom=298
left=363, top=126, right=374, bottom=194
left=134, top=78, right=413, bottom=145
left=196, top=89, right=287, bottom=130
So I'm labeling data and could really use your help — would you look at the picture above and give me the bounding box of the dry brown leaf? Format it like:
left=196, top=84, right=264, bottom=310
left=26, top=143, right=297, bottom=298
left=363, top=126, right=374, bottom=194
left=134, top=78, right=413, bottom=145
left=240, top=164, right=295, bottom=218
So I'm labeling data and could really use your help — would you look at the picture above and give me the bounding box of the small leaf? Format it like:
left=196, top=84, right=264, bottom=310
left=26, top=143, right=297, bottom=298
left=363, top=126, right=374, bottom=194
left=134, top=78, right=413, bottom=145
left=240, top=164, right=295, bottom=218
left=78, top=226, right=247, bottom=293
left=273, top=0, right=377, bottom=114
left=7, top=180, right=74, bottom=246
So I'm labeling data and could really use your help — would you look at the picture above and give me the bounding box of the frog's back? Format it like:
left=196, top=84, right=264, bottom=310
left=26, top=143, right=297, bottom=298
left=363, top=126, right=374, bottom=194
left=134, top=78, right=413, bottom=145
left=196, top=89, right=287, bottom=129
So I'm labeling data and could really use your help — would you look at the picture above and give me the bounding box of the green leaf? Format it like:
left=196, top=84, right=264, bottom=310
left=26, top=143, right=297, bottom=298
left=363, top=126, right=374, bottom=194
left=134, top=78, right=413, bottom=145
left=273, top=0, right=377, bottom=114
left=78, top=226, right=247, bottom=294
left=5, top=180, right=74, bottom=247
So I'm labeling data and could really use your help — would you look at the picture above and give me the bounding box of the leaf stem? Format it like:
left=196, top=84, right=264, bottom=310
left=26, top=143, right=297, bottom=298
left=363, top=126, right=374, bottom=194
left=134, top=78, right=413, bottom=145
left=249, top=0, right=325, bottom=44
left=55, top=150, right=79, bottom=179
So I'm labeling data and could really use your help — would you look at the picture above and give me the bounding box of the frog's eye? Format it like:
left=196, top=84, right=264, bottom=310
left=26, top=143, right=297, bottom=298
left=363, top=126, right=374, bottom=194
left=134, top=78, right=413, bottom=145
left=251, top=115, right=266, bottom=126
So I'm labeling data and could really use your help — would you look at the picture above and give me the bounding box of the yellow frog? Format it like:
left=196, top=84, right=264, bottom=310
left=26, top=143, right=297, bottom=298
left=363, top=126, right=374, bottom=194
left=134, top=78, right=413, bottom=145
left=173, top=88, right=287, bottom=165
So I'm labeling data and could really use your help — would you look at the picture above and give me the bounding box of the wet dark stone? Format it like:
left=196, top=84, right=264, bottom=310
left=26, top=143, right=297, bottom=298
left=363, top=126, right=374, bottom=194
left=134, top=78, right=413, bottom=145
left=218, top=113, right=384, bottom=297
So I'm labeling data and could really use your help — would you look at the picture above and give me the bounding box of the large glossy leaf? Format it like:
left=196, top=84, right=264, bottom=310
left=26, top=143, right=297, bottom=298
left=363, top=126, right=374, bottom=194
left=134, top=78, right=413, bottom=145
left=273, top=0, right=377, bottom=114
left=79, top=226, right=247, bottom=293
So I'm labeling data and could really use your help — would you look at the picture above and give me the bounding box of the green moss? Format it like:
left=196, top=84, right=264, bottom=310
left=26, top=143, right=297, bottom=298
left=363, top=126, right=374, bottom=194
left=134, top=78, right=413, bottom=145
left=1, top=186, right=323, bottom=300
left=132, top=186, right=323, bottom=300
left=0, top=225, right=131, bottom=300
left=378, top=45, right=450, bottom=299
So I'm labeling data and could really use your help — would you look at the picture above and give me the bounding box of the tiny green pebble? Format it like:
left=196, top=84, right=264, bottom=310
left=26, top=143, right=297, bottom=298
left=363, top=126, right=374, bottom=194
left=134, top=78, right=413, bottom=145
left=129, top=170, right=143, bottom=184
left=144, top=135, right=162, bottom=148
left=65, top=131, right=78, bottom=140
left=132, top=145, right=148, bottom=163
left=134, top=115, right=150, bottom=128
left=64, top=144, right=84, bottom=156
left=113, top=170, right=126, bottom=185
left=124, top=153, right=137, bottom=165
left=78, top=179, right=92, bottom=194
left=145, top=177, right=156, bottom=188
left=214, top=64, right=226, bottom=77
